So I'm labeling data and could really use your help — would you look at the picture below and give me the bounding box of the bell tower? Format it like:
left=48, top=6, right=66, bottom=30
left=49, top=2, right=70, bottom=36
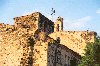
left=54, top=16, right=63, bottom=32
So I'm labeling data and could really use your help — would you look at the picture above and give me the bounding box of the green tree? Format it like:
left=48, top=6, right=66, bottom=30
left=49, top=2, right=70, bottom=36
left=78, top=36, right=100, bottom=66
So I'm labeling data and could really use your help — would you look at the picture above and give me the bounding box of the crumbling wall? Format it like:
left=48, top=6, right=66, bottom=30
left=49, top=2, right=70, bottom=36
left=0, top=12, right=96, bottom=66
left=54, top=17, right=63, bottom=32
left=49, top=31, right=95, bottom=56
left=33, top=33, right=81, bottom=66
left=47, top=43, right=81, bottom=66
left=13, top=12, right=54, bottom=35
left=38, top=14, right=54, bottom=34
left=33, top=42, right=48, bottom=66
left=0, top=28, right=29, bottom=66
left=47, top=42, right=57, bottom=66
left=13, top=12, right=39, bottom=32
left=0, top=23, right=14, bottom=32
left=0, top=28, right=81, bottom=66
left=32, top=30, right=52, bottom=66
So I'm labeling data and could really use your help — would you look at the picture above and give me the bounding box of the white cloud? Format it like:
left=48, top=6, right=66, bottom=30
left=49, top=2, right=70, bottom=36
left=96, top=9, right=100, bottom=14
left=63, top=16, right=92, bottom=29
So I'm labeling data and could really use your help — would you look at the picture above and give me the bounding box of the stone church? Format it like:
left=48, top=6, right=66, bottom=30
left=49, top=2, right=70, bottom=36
left=0, top=12, right=96, bottom=66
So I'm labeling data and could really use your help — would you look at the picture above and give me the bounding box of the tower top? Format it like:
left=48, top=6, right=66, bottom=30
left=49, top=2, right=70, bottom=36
left=54, top=16, right=63, bottom=32
left=56, top=16, right=63, bottom=22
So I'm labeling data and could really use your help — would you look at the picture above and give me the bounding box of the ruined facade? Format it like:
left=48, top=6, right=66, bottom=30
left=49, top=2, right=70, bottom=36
left=13, top=12, right=54, bottom=35
left=0, top=12, right=96, bottom=66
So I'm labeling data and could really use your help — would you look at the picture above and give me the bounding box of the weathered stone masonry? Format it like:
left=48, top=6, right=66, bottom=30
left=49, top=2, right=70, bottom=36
left=0, top=12, right=96, bottom=66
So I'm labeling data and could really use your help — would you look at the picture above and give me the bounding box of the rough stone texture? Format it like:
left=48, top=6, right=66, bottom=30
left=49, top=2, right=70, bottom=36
left=54, top=17, right=63, bottom=32
left=0, top=28, right=28, bottom=66
left=47, top=44, right=81, bottom=66
left=49, top=31, right=95, bottom=56
left=13, top=12, right=54, bottom=35
left=0, top=12, right=96, bottom=66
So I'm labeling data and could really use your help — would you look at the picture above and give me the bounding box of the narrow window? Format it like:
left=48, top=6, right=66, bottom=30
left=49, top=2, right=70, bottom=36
left=57, top=24, right=59, bottom=31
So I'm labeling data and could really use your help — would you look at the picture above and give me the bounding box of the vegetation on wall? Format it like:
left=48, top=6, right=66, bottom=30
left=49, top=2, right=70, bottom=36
left=78, top=36, right=100, bottom=66
left=20, top=36, right=35, bottom=66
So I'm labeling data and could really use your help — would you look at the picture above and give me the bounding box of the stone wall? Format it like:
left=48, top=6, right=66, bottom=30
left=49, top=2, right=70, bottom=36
left=32, top=33, right=81, bottom=66
left=38, top=14, right=54, bottom=34
left=49, top=31, right=96, bottom=56
left=0, top=29, right=81, bottom=66
left=33, top=42, right=48, bottom=66
left=0, top=23, right=14, bottom=32
left=0, top=12, right=54, bottom=66
left=54, top=17, right=63, bottom=32
left=0, top=12, right=96, bottom=66
left=47, top=43, right=81, bottom=66
left=0, top=28, right=29, bottom=66
left=13, top=12, right=39, bottom=33
left=13, top=12, right=54, bottom=35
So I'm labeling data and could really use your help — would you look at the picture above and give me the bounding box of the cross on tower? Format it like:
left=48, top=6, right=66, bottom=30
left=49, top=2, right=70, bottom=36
left=51, top=8, right=55, bottom=21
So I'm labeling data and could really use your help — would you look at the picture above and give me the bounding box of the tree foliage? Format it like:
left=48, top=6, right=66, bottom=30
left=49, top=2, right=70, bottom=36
left=78, top=36, right=100, bottom=66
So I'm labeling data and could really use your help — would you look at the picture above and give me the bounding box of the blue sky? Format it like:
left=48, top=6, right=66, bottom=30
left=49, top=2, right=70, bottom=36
left=0, top=0, right=100, bottom=35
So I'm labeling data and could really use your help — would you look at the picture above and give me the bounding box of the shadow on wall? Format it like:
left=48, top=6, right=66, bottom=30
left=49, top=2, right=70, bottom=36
left=20, top=36, right=35, bottom=66
left=47, top=37, right=81, bottom=66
